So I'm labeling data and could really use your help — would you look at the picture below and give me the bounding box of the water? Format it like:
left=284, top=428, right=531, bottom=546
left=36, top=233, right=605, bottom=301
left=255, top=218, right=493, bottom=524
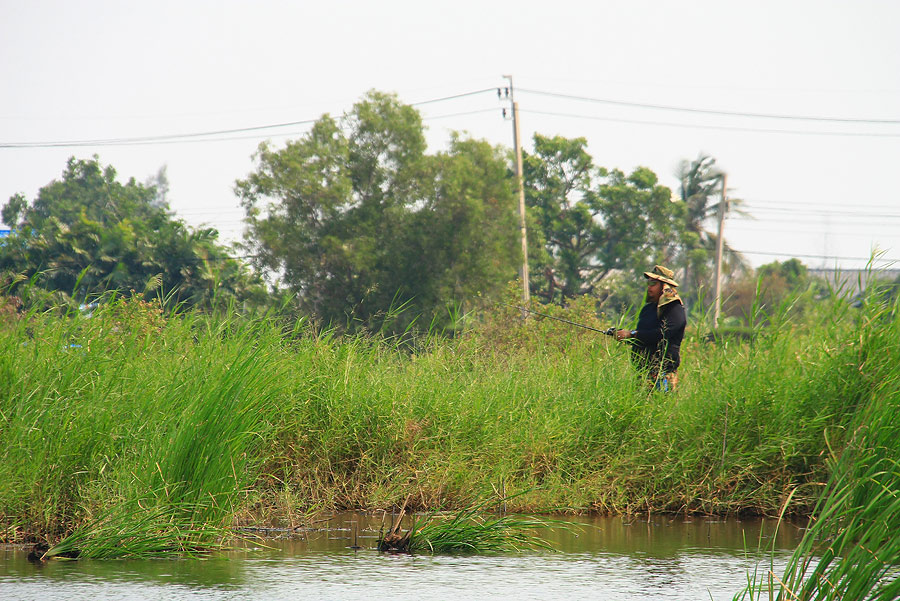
left=1, top=514, right=803, bottom=601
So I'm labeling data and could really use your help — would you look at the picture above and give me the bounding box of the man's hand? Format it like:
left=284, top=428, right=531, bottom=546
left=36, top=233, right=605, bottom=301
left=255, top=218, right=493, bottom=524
left=615, top=329, right=632, bottom=341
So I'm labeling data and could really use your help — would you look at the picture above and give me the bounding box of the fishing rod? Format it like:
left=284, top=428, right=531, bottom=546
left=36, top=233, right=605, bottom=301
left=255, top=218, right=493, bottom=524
left=497, top=301, right=616, bottom=336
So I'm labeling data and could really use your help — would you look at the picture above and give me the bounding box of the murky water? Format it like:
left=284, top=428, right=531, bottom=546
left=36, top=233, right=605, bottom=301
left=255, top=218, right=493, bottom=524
left=1, top=514, right=803, bottom=601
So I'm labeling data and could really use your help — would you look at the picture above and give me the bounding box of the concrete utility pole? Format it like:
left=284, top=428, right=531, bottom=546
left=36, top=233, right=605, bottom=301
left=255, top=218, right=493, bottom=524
left=713, top=173, right=728, bottom=327
left=503, top=75, right=530, bottom=303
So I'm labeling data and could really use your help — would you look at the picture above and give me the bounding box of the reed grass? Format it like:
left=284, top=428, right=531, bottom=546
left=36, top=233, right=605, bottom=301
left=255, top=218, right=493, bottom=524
left=41, top=496, right=231, bottom=560
left=737, top=281, right=900, bottom=601
left=409, top=514, right=553, bottom=553
left=0, top=296, right=288, bottom=555
left=379, top=507, right=555, bottom=554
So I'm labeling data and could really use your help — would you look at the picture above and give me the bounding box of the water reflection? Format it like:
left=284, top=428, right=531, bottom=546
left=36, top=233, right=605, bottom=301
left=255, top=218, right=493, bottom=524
left=1, top=514, right=802, bottom=601
left=2, top=552, right=247, bottom=588
left=540, top=514, right=802, bottom=557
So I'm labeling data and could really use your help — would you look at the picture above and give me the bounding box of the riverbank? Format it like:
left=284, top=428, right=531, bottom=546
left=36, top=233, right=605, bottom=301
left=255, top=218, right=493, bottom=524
left=0, top=287, right=892, bottom=545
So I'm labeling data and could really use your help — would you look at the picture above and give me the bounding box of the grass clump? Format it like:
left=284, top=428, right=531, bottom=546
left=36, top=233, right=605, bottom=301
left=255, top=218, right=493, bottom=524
left=378, top=499, right=555, bottom=554
left=407, top=512, right=555, bottom=554
left=40, top=497, right=231, bottom=560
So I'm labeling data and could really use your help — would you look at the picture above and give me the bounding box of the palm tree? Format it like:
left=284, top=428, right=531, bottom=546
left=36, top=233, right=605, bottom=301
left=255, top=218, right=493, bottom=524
left=676, top=154, right=749, bottom=308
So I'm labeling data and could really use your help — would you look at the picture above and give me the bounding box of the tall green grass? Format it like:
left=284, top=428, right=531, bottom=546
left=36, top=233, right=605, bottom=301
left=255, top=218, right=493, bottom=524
left=0, top=296, right=288, bottom=555
left=0, top=276, right=895, bottom=557
left=737, top=281, right=900, bottom=601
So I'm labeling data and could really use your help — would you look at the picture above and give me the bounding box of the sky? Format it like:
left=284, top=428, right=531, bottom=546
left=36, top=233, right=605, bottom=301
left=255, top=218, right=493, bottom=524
left=2, top=0, right=899, bottom=272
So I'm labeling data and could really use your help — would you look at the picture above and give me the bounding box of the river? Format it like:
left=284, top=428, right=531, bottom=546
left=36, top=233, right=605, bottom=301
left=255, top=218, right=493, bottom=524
left=1, top=513, right=802, bottom=601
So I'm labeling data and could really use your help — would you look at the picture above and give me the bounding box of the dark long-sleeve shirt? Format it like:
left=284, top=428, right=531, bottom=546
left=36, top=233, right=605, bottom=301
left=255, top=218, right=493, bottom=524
left=630, top=300, right=686, bottom=373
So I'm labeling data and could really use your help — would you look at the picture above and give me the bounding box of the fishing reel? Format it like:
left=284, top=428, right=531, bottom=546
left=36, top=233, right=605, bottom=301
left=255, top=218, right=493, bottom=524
left=604, top=327, right=616, bottom=337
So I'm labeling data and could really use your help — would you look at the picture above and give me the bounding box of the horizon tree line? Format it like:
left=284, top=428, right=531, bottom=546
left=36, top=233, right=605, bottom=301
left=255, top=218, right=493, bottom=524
left=1, top=90, right=774, bottom=330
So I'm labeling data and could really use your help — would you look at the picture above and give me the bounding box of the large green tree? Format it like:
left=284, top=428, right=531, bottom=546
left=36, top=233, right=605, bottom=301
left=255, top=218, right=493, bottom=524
left=523, top=134, right=683, bottom=306
left=1, top=157, right=266, bottom=309
left=236, top=91, right=520, bottom=332
left=396, top=134, right=520, bottom=329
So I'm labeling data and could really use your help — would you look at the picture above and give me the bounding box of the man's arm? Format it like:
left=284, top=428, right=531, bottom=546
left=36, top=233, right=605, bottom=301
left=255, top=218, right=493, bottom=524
left=618, top=325, right=662, bottom=345
left=615, top=305, right=662, bottom=343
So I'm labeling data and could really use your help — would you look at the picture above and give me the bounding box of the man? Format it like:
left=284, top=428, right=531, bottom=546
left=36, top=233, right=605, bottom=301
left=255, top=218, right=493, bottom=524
left=614, top=265, right=686, bottom=390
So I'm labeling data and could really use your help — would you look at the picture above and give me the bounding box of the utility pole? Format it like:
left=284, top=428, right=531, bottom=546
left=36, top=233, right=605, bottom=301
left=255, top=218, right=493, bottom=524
left=713, top=173, right=728, bottom=327
left=502, top=75, right=530, bottom=303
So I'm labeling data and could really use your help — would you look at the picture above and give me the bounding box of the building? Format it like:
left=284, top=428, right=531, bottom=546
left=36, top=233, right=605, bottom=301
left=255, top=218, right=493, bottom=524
left=808, top=267, right=900, bottom=297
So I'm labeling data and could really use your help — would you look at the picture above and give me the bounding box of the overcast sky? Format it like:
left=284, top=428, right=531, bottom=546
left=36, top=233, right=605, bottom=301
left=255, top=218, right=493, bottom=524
left=2, top=0, right=899, bottom=271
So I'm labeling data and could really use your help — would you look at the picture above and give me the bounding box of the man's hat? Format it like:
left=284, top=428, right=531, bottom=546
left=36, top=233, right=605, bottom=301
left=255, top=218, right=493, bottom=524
left=644, top=265, right=679, bottom=287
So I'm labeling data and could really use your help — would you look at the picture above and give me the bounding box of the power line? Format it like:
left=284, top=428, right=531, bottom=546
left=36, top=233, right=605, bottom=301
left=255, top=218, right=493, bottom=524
left=177, top=214, right=900, bottom=237
left=520, top=75, right=900, bottom=96
left=743, top=213, right=900, bottom=223
left=742, top=199, right=900, bottom=212
left=203, top=248, right=900, bottom=266
left=0, top=118, right=321, bottom=149
left=729, top=231, right=900, bottom=242
left=180, top=201, right=900, bottom=221
left=183, top=215, right=900, bottom=233
left=0, top=108, right=501, bottom=149
left=737, top=220, right=900, bottom=228
left=734, top=221, right=900, bottom=230
left=733, top=248, right=899, bottom=263
left=421, top=108, right=497, bottom=121
left=0, top=88, right=498, bottom=149
left=8, top=85, right=900, bottom=148
left=740, top=204, right=900, bottom=217
left=518, top=87, right=900, bottom=125
left=742, top=212, right=900, bottom=221
left=410, top=87, right=496, bottom=106
left=733, top=230, right=898, bottom=240
left=521, top=108, right=900, bottom=139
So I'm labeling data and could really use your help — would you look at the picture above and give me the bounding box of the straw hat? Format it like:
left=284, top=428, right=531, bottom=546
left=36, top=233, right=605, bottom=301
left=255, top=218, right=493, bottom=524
left=643, top=265, right=679, bottom=287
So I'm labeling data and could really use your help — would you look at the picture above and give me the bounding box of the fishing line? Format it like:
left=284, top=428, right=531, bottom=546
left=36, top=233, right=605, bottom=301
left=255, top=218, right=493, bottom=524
left=496, top=301, right=615, bottom=336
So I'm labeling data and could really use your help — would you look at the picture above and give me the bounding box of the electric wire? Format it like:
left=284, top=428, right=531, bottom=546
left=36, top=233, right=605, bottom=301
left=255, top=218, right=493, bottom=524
left=521, top=109, right=900, bottom=139
left=190, top=248, right=900, bottom=266
left=517, top=87, right=900, bottom=125
left=192, top=213, right=900, bottom=229
left=740, top=229, right=900, bottom=238
left=741, top=198, right=900, bottom=210
left=409, top=87, right=497, bottom=106
left=10, top=83, right=900, bottom=149
left=419, top=107, right=497, bottom=121
left=0, top=88, right=499, bottom=149
left=5, top=83, right=900, bottom=268
left=738, top=206, right=900, bottom=219
left=0, top=118, right=320, bottom=148
left=735, top=230, right=899, bottom=240
left=0, top=108, right=501, bottom=149
left=732, top=248, right=898, bottom=263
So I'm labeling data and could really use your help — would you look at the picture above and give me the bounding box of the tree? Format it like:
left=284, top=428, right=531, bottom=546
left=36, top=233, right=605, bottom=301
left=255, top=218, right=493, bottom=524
left=144, top=165, right=170, bottom=209
left=724, top=258, right=814, bottom=322
left=237, top=91, right=520, bottom=332
left=676, top=154, right=749, bottom=308
left=1, top=156, right=266, bottom=309
left=397, top=135, right=520, bottom=330
left=523, top=134, right=682, bottom=306
left=2, top=193, right=26, bottom=228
